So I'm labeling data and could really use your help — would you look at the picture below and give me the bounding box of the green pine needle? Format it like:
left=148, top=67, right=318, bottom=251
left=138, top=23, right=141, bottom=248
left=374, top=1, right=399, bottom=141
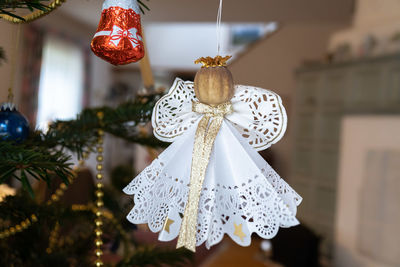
left=0, top=93, right=165, bottom=196
left=0, top=0, right=50, bottom=21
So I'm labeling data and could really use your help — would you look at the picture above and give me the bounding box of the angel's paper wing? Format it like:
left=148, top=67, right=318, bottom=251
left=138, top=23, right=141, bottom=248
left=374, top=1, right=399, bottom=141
left=152, top=78, right=287, bottom=151
left=151, top=78, right=201, bottom=142
left=226, top=85, right=287, bottom=151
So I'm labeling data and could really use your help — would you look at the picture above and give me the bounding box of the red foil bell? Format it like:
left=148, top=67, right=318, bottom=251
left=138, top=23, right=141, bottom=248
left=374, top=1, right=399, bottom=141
left=91, top=0, right=145, bottom=65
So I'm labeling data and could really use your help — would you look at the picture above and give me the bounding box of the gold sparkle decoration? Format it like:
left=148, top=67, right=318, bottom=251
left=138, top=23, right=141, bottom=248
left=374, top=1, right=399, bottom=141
left=233, top=223, right=246, bottom=242
left=195, top=55, right=232, bottom=68
left=163, top=218, right=174, bottom=233
left=46, top=222, right=60, bottom=254
left=0, top=184, right=16, bottom=202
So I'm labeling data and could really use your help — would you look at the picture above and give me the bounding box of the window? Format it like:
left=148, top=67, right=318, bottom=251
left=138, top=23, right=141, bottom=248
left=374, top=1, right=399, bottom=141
left=36, top=35, right=84, bottom=131
left=145, top=22, right=278, bottom=70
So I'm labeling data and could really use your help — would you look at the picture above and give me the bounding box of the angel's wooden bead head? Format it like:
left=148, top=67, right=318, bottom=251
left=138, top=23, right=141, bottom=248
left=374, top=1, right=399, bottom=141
left=194, top=56, right=234, bottom=105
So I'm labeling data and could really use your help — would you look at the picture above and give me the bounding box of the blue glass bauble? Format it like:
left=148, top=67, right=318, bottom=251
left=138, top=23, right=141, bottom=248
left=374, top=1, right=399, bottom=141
left=0, top=103, right=30, bottom=141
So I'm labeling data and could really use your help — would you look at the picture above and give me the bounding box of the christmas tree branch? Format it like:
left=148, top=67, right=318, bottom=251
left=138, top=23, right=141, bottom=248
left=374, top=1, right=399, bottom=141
left=0, top=173, right=193, bottom=266
left=44, top=94, right=165, bottom=157
left=1, top=94, right=165, bottom=195
left=0, top=140, right=73, bottom=197
left=0, top=193, right=96, bottom=266
left=0, top=0, right=49, bottom=21
left=0, top=0, right=151, bottom=22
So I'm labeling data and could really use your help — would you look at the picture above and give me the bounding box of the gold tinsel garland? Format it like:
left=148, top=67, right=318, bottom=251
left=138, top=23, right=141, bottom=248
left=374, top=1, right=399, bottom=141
left=0, top=173, right=76, bottom=239
left=94, top=111, right=105, bottom=267
left=0, top=112, right=109, bottom=266
left=0, top=157, right=84, bottom=240
left=0, top=0, right=67, bottom=23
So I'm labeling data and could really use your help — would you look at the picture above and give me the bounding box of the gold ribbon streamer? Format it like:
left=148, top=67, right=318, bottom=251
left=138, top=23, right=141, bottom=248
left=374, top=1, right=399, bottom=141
left=176, top=101, right=233, bottom=252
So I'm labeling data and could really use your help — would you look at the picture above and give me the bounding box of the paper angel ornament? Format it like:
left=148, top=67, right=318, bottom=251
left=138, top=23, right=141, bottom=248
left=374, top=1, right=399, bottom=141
left=124, top=56, right=302, bottom=252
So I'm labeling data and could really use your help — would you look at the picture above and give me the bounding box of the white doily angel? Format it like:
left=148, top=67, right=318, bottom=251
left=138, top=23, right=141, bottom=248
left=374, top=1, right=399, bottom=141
left=124, top=56, right=302, bottom=252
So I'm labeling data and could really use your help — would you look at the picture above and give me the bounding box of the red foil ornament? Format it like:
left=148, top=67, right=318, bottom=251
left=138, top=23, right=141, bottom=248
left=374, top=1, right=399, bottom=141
left=91, top=0, right=145, bottom=65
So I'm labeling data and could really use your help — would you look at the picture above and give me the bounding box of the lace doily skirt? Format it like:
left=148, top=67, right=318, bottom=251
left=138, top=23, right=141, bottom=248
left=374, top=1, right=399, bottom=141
left=123, top=119, right=302, bottom=249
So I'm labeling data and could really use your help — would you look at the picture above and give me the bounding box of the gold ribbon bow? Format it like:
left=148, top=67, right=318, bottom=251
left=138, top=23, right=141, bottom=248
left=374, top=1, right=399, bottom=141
left=93, top=25, right=142, bottom=48
left=176, top=101, right=233, bottom=252
left=109, top=25, right=141, bottom=47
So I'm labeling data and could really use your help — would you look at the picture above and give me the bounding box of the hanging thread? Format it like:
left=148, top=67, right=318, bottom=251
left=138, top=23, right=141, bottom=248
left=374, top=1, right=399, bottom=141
left=216, top=0, right=223, bottom=56
left=8, top=24, right=21, bottom=103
